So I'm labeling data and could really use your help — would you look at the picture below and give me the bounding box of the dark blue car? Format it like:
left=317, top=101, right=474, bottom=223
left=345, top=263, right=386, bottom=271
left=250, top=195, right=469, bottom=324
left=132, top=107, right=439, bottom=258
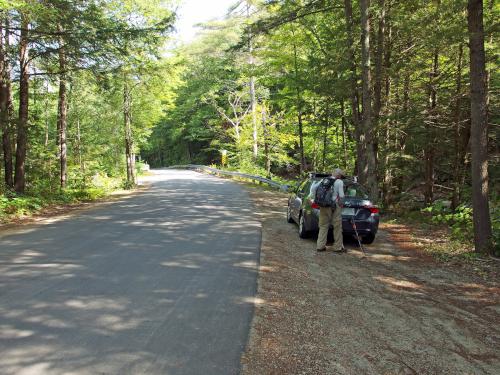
left=287, top=173, right=379, bottom=244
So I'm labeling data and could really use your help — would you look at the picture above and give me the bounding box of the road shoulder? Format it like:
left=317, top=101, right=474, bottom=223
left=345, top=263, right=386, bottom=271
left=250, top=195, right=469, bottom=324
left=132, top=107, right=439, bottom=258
left=241, top=187, right=500, bottom=374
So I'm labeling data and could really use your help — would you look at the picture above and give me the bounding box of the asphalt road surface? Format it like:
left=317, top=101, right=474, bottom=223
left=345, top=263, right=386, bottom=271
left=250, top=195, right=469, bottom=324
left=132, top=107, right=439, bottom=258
left=0, top=169, right=261, bottom=375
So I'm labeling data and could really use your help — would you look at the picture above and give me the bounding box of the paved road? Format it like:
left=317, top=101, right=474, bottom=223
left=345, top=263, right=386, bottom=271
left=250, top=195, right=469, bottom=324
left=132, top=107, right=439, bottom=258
left=0, top=170, right=261, bottom=375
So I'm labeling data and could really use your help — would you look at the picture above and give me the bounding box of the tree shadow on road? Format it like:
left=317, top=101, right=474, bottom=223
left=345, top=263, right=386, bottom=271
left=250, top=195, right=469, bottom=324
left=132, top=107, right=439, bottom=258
left=0, top=171, right=261, bottom=375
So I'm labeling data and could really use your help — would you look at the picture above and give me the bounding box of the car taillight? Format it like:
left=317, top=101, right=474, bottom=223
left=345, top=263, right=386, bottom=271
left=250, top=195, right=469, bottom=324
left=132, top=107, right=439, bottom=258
left=363, top=205, right=379, bottom=214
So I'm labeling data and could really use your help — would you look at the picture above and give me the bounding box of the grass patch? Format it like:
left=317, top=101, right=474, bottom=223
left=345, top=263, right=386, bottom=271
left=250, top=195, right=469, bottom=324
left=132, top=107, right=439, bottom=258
left=0, top=189, right=104, bottom=223
left=0, top=176, right=123, bottom=224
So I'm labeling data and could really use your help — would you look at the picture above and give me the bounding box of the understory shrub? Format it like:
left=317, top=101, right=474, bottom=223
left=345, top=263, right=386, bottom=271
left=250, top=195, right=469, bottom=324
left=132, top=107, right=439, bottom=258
left=422, top=201, right=473, bottom=242
left=0, top=174, right=120, bottom=222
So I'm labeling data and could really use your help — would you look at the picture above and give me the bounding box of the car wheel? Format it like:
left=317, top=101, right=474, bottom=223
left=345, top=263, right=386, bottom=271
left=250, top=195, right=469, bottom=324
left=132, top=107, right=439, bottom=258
left=287, top=204, right=294, bottom=223
left=362, top=233, right=375, bottom=244
left=298, top=213, right=309, bottom=238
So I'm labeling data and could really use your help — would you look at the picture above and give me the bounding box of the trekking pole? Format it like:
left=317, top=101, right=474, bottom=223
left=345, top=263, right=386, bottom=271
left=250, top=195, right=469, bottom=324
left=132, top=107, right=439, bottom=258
left=350, top=218, right=367, bottom=258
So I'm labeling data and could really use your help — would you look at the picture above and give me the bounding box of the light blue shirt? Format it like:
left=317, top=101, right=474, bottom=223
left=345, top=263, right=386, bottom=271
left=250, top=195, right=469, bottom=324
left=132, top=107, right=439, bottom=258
left=333, top=178, right=344, bottom=203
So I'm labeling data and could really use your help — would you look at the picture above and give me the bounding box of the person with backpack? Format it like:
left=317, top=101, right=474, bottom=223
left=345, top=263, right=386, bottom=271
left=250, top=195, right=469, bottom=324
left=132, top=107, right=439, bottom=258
left=315, top=168, right=345, bottom=252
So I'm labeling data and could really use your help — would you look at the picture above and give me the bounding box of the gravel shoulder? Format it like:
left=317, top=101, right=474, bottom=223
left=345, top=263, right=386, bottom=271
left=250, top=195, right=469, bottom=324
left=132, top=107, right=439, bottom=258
left=241, top=187, right=500, bottom=375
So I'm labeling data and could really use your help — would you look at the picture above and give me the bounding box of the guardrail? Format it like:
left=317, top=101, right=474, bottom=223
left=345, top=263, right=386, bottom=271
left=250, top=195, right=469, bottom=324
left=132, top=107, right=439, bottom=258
left=167, top=165, right=289, bottom=192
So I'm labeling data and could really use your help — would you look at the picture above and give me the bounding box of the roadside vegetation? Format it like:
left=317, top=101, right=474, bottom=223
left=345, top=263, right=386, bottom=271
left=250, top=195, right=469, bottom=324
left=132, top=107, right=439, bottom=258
left=383, top=210, right=499, bottom=281
left=203, top=165, right=500, bottom=273
left=0, top=1, right=497, bottom=256
left=0, top=161, right=152, bottom=224
left=143, top=0, right=497, bottom=256
left=0, top=1, right=176, bottom=221
left=387, top=193, right=500, bottom=259
left=0, top=175, right=120, bottom=223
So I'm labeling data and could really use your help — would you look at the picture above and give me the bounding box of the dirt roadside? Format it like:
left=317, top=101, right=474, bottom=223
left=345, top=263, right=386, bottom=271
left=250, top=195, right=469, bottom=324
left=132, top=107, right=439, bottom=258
left=241, top=187, right=500, bottom=375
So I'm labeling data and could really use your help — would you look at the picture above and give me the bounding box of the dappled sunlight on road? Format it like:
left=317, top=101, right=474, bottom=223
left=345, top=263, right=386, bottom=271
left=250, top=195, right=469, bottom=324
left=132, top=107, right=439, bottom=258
left=161, top=260, right=202, bottom=269
left=0, top=325, right=35, bottom=339
left=0, top=169, right=261, bottom=375
left=374, top=275, right=422, bottom=290
left=233, top=260, right=259, bottom=270
left=234, top=296, right=266, bottom=306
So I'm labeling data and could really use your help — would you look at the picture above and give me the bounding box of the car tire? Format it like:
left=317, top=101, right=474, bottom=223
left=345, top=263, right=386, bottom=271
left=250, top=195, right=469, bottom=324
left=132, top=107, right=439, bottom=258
left=287, top=204, right=294, bottom=223
left=298, top=213, right=309, bottom=238
left=362, top=233, right=375, bottom=244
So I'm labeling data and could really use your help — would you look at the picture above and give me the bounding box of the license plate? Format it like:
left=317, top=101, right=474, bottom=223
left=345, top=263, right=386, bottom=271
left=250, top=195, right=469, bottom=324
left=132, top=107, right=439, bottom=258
left=342, top=207, right=355, bottom=216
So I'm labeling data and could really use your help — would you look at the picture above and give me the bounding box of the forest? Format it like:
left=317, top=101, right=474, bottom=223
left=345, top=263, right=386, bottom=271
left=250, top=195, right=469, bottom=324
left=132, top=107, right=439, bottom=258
left=0, top=1, right=498, bottom=255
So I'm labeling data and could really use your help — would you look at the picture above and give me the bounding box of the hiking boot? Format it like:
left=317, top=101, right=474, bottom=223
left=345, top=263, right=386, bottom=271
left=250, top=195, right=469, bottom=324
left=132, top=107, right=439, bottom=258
left=316, top=247, right=326, bottom=252
left=332, top=247, right=346, bottom=253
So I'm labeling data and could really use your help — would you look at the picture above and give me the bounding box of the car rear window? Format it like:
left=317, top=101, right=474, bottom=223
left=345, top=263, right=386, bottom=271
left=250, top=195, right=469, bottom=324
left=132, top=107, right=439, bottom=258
left=345, top=183, right=368, bottom=199
left=306, top=179, right=369, bottom=199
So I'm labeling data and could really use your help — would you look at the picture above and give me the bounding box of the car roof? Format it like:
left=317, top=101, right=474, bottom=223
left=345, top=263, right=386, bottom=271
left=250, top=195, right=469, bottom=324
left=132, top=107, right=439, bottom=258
left=308, top=172, right=331, bottom=179
left=307, top=172, right=358, bottom=184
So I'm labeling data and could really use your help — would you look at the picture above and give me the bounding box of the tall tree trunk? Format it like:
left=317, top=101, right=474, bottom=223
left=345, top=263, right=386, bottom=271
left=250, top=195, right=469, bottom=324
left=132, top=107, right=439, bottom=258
left=322, top=100, right=330, bottom=170
left=382, top=72, right=394, bottom=207
left=186, top=143, right=192, bottom=163
left=382, top=12, right=393, bottom=206
left=359, top=0, right=370, bottom=183
left=123, top=77, right=136, bottom=185
left=382, top=122, right=392, bottom=205
left=297, top=111, right=305, bottom=173
left=424, top=50, right=438, bottom=205
left=340, top=100, right=348, bottom=170
left=261, top=105, right=271, bottom=178
left=373, top=0, right=385, bottom=162
left=401, top=70, right=410, bottom=152
left=247, top=3, right=258, bottom=160
left=57, top=26, right=68, bottom=189
left=485, top=0, right=495, bottom=157
left=0, top=15, right=13, bottom=188
left=250, top=75, right=257, bottom=159
left=359, top=0, right=378, bottom=200
left=467, top=0, right=493, bottom=254
left=394, top=70, right=410, bottom=195
left=44, top=80, right=49, bottom=147
left=451, top=44, right=464, bottom=209
left=343, top=0, right=362, bottom=176
left=76, top=118, right=83, bottom=173
left=14, top=14, right=29, bottom=193
left=292, top=40, right=305, bottom=173
left=384, top=3, right=392, bottom=104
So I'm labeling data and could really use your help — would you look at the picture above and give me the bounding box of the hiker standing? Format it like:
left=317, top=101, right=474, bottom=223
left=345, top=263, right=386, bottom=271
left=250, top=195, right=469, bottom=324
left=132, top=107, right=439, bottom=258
left=316, top=168, right=345, bottom=252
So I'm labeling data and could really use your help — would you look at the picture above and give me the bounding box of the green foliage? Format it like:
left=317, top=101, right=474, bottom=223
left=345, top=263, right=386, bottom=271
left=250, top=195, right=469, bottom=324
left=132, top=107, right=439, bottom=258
left=0, top=196, right=44, bottom=216
left=0, top=183, right=112, bottom=223
left=423, top=202, right=473, bottom=242
left=0, top=0, right=497, bottom=256
left=121, top=180, right=136, bottom=190
left=0, top=0, right=176, bottom=199
left=422, top=200, right=499, bottom=257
